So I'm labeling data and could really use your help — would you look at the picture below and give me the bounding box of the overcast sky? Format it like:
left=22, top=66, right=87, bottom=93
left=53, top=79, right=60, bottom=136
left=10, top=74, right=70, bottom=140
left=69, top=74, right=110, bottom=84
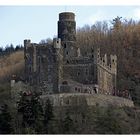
left=1, top=6, right=140, bottom=47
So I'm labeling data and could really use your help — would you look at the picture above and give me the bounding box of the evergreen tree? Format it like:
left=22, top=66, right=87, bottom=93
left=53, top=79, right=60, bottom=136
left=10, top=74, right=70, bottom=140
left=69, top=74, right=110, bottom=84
left=0, top=47, right=3, bottom=53
left=43, top=98, right=53, bottom=133
left=17, top=92, right=44, bottom=134
left=0, top=104, right=13, bottom=134
left=31, top=93, right=44, bottom=133
left=95, top=106, right=122, bottom=134
left=62, top=111, right=73, bottom=134
left=15, top=45, right=20, bottom=51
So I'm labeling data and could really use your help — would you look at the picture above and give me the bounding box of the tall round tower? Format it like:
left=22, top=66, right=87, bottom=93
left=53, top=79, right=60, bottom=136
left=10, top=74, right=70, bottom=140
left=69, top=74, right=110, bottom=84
left=58, top=12, right=77, bottom=62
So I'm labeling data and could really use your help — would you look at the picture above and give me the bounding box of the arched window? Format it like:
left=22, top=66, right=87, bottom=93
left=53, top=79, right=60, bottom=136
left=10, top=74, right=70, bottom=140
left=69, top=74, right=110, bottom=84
left=75, top=87, right=77, bottom=91
left=84, top=89, right=88, bottom=93
left=67, top=60, right=69, bottom=64
left=78, top=88, right=81, bottom=92
left=62, top=81, right=68, bottom=85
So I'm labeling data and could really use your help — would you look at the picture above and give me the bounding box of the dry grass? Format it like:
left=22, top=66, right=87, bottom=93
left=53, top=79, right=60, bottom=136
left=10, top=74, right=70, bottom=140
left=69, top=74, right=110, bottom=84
left=0, top=51, right=24, bottom=81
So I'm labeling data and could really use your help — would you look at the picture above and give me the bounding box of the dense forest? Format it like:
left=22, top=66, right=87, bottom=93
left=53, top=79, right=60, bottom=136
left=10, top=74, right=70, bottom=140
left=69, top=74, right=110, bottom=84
left=0, top=44, right=23, bottom=56
left=0, top=17, right=140, bottom=134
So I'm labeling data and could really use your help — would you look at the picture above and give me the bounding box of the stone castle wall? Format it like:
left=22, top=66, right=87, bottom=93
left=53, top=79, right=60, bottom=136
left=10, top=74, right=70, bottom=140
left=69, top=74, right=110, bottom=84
left=24, top=39, right=62, bottom=94
left=40, top=93, right=134, bottom=108
left=23, top=12, right=117, bottom=96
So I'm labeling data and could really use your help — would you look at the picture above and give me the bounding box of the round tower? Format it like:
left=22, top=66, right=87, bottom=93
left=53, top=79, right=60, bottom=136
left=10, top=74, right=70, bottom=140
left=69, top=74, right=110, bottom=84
left=58, top=12, right=76, bottom=42
left=58, top=12, right=77, bottom=61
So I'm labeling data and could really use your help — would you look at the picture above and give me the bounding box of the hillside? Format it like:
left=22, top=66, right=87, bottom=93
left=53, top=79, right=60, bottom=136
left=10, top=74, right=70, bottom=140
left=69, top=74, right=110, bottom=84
left=46, top=105, right=140, bottom=134
left=0, top=51, right=24, bottom=82
left=0, top=51, right=24, bottom=105
left=0, top=46, right=139, bottom=134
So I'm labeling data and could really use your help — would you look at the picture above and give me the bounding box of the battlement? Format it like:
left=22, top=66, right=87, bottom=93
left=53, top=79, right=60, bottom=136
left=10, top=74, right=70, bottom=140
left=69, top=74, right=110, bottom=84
left=59, top=12, right=75, bottom=21
left=97, top=53, right=117, bottom=75
left=24, top=39, right=31, bottom=45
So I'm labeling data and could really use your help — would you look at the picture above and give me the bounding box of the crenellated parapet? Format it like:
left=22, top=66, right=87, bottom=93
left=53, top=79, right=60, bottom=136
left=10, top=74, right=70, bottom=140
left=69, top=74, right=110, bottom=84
left=97, top=49, right=117, bottom=75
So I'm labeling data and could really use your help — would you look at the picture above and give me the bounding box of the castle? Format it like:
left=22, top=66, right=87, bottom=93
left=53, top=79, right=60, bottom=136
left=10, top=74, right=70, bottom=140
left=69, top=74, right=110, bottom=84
left=24, top=12, right=117, bottom=96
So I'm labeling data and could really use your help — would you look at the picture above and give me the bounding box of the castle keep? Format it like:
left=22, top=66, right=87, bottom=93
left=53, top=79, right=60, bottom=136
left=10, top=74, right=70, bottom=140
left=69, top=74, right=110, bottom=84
left=24, top=12, right=117, bottom=95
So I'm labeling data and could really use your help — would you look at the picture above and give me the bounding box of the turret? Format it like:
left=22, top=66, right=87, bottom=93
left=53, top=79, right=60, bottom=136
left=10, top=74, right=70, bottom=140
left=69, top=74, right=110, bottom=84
left=53, top=38, right=63, bottom=93
left=58, top=12, right=77, bottom=62
left=94, top=47, right=100, bottom=64
left=24, top=39, right=31, bottom=49
left=110, top=55, right=117, bottom=75
left=53, top=38, right=61, bottom=49
left=58, top=12, right=76, bottom=42
left=110, top=54, right=117, bottom=94
left=24, top=39, right=31, bottom=60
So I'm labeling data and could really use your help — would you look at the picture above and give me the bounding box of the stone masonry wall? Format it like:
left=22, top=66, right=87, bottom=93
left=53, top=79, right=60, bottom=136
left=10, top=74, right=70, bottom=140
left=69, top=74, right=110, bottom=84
left=40, top=93, right=134, bottom=108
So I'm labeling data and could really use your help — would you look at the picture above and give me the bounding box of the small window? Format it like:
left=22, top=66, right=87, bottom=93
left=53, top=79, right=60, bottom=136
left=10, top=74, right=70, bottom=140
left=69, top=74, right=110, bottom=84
left=75, top=87, right=77, bottom=91
left=77, top=72, right=80, bottom=76
left=66, top=51, right=69, bottom=55
left=57, top=40, right=59, bottom=43
left=64, top=44, right=66, bottom=48
left=94, top=87, right=97, bottom=94
left=67, top=60, right=69, bottom=64
left=84, top=89, right=88, bottom=93
left=92, top=55, right=94, bottom=58
left=62, top=81, right=68, bottom=85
